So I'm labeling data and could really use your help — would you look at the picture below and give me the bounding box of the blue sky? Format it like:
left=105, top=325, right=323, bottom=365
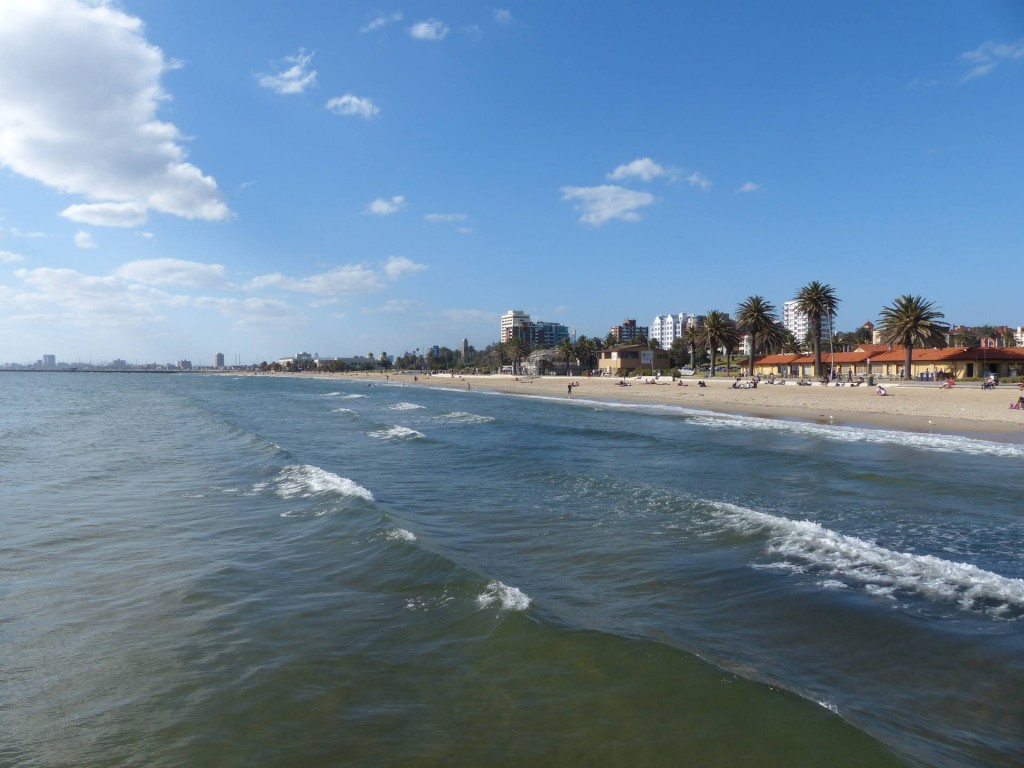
left=1, top=1, right=1022, bottom=365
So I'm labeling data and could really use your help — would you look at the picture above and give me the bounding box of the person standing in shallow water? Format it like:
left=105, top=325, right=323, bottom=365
left=568, top=383, right=573, bottom=397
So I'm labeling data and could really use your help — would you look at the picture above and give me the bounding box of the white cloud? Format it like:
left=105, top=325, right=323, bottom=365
left=0, top=0, right=231, bottom=226
left=424, top=213, right=468, bottom=223
left=685, top=172, right=712, bottom=190
left=256, top=48, right=317, bottom=94
left=368, top=195, right=406, bottom=215
left=0, top=250, right=25, bottom=263
left=12, top=266, right=188, bottom=322
left=61, top=202, right=148, bottom=228
left=362, top=12, right=403, bottom=33
left=113, top=258, right=227, bottom=288
left=74, top=231, right=97, bottom=249
left=192, top=296, right=306, bottom=327
left=326, top=94, right=380, bottom=119
left=607, top=158, right=677, bottom=183
left=409, top=20, right=449, bottom=41
left=737, top=181, right=760, bottom=193
left=373, top=298, right=418, bottom=313
left=560, top=185, right=655, bottom=226
left=494, top=9, right=512, bottom=24
left=384, top=255, right=427, bottom=279
left=961, top=38, right=1024, bottom=82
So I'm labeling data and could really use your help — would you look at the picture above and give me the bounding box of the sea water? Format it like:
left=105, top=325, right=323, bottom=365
left=2, top=372, right=1022, bottom=768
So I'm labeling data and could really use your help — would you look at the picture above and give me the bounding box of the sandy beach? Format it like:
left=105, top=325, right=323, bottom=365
left=326, top=371, right=1024, bottom=438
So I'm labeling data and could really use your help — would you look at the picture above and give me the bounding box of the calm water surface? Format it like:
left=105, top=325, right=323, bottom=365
left=2, top=372, right=1023, bottom=767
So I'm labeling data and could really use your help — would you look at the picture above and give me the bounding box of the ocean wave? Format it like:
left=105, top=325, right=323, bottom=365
left=684, top=410, right=1024, bottom=459
left=435, top=411, right=495, bottom=424
left=368, top=426, right=425, bottom=441
left=476, top=580, right=532, bottom=611
left=386, top=527, right=417, bottom=542
left=340, top=393, right=367, bottom=399
left=331, top=407, right=356, bottom=414
left=710, top=501, right=1024, bottom=618
left=320, top=391, right=343, bottom=397
left=272, top=464, right=374, bottom=502
left=389, top=402, right=425, bottom=411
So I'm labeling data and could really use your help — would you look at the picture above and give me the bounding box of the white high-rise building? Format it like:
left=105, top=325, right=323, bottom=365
left=650, top=313, right=694, bottom=348
left=782, top=300, right=830, bottom=344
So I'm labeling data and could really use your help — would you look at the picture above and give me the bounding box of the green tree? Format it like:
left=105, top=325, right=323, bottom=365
left=575, top=336, right=599, bottom=371
left=702, top=310, right=736, bottom=377
left=682, top=325, right=702, bottom=369
left=954, top=328, right=978, bottom=348
left=557, top=337, right=577, bottom=375
left=795, top=281, right=840, bottom=377
left=506, top=337, right=528, bottom=374
left=735, top=295, right=779, bottom=376
left=877, top=295, right=949, bottom=380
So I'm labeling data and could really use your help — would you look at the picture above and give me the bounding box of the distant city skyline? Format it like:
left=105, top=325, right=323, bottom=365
left=1, top=2, right=1022, bottom=363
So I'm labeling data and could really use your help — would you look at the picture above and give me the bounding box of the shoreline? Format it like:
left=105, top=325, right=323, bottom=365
left=273, top=371, right=1024, bottom=441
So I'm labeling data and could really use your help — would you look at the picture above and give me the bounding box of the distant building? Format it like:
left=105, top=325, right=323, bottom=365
left=650, top=313, right=699, bottom=348
left=178, top=360, right=193, bottom=370
left=499, top=310, right=570, bottom=347
left=460, top=338, right=469, bottom=361
left=42, top=354, right=56, bottom=368
left=596, top=344, right=671, bottom=376
left=782, top=300, right=830, bottom=344
left=215, top=352, right=225, bottom=369
left=609, top=318, right=649, bottom=344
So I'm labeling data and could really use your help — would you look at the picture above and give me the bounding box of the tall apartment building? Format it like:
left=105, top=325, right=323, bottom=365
left=782, top=300, right=831, bottom=344
left=215, top=352, right=225, bottom=369
left=499, top=310, right=570, bottom=347
left=609, top=318, right=649, bottom=343
left=650, top=313, right=702, bottom=347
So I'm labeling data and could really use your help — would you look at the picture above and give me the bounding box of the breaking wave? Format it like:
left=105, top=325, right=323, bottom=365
left=369, top=426, right=425, bottom=441
left=709, top=501, right=1024, bottom=618
left=269, top=464, right=374, bottom=502
left=476, top=580, right=532, bottom=611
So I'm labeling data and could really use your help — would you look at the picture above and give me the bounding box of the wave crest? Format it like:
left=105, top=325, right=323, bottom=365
left=476, top=580, right=532, bottom=611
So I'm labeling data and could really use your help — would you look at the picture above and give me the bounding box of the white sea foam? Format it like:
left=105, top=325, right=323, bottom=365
left=686, top=411, right=1024, bottom=459
left=476, top=580, right=532, bottom=611
left=273, top=464, right=374, bottom=502
left=386, top=527, right=417, bottom=542
left=368, top=426, right=425, bottom=440
left=389, top=402, right=425, bottom=411
left=320, top=391, right=343, bottom=397
left=710, top=501, right=1024, bottom=618
left=436, top=411, right=495, bottom=424
left=331, top=407, right=356, bottom=414
left=341, top=393, right=367, bottom=399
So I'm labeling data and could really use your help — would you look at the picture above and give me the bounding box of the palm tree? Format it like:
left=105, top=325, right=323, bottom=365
left=877, top=294, right=949, bottom=381
left=575, top=336, right=598, bottom=372
left=795, top=281, right=840, bottom=377
left=556, top=337, right=576, bottom=375
left=506, top=336, right=528, bottom=374
left=702, top=310, right=736, bottom=377
left=735, top=295, right=779, bottom=376
left=682, top=325, right=702, bottom=369
left=954, top=328, right=977, bottom=348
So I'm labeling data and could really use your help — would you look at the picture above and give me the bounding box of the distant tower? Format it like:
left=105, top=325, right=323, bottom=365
left=215, top=352, right=225, bottom=369
left=460, top=338, right=469, bottom=361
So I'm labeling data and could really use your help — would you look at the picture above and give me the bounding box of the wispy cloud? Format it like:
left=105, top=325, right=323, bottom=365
left=362, top=12, right=403, bottom=33
left=685, top=172, right=712, bottom=190
left=494, top=9, right=512, bottom=24
left=960, top=38, right=1024, bottom=82
left=326, top=94, right=380, bottom=119
left=368, top=195, right=406, bottom=215
left=74, top=231, right=97, bottom=249
left=607, top=158, right=678, bottom=183
left=257, top=48, right=317, bottom=94
left=736, top=181, right=760, bottom=193
left=409, top=19, right=449, bottom=41
left=0, top=250, right=25, bottom=264
left=113, top=258, right=227, bottom=288
left=424, top=213, right=468, bottom=223
left=384, top=255, right=427, bottom=279
left=61, top=202, right=149, bottom=228
left=0, top=0, right=231, bottom=226
left=247, top=256, right=426, bottom=295
left=560, top=185, right=655, bottom=226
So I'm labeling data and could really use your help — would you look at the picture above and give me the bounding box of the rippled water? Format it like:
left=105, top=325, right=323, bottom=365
left=2, top=372, right=1022, bottom=767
